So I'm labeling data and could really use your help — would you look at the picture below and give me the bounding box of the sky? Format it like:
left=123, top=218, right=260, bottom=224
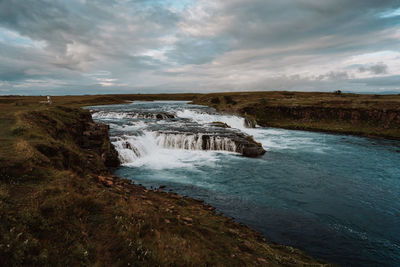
left=0, top=0, right=400, bottom=95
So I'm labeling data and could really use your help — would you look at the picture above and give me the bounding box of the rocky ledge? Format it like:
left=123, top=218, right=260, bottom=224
left=20, top=106, right=120, bottom=175
left=200, top=132, right=266, bottom=157
left=81, top=122, right=120, bottom=167
left=151, top=129, right=266, bottom=157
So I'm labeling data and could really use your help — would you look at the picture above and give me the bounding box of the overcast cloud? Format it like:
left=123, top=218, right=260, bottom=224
left=0, top=0, right=400, bottom=95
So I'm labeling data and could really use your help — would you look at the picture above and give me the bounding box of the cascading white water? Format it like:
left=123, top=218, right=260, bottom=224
left=112, top=131, right=238, bottom=165
left=155, top=132, right=237, bottom=152
left=89, top=102, right=262, bottom=167
left=93, top=111, right=136, bottom=119
left=156, top=133, right=204, bottom=150
left=112, top=132, right=160, bottom=164
left=92, top=111, right=172, bottom=120
left=176, top=109, right=248, bottom=131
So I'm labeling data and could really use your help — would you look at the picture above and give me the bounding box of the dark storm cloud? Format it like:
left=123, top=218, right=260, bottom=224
left=0, top=0, right=399, bottom=94
left=202, top=0, right=400, bottom=49
left=318, top=71, right=350, bottom=81
left=358, top=63, right=389, bottom=74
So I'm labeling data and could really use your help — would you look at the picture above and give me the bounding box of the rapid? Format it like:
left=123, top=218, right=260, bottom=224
left=88, top=101, right=400, bottom=266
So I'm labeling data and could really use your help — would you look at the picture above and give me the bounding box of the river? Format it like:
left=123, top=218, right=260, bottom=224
left=88, top=101, right=400, bottom=266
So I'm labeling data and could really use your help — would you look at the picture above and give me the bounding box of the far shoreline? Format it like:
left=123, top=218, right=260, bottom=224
left=2, top=91, right=400, bottom=140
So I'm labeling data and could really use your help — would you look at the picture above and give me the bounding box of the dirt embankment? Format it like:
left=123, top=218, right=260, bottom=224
left=0, top=105, right=329, bottom=266
left=193, top=92, right=400, bottom=139
left=241, top=105, right=400, bottom=138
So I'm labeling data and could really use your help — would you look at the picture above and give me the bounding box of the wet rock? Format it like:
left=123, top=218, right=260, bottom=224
left=242, top=146, right=266, bottom=157
left=155, top=112, right=175, bottom=120
left=236, top=135, right=265, bottom=157
left=244, top=117, right=256, bottom=128
left=199, top=133, right=266, bottom=157
left=81, top=122, right=120, bottom=167
left=208, top=121, right=231, bottom=128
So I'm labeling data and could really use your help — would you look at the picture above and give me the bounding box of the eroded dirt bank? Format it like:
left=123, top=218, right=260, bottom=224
left=192, top=92, right=400, bottom=139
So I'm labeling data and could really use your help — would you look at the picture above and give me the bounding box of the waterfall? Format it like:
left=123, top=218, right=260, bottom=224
left=92, top=111, right=174, bottom=120
left=155, top=132, right=237, bottom=152
left=112, top=131, right=238, bottom=164
left=93, top=111, right=135, bottom=119
left=112, top=132, right=158, bottom=164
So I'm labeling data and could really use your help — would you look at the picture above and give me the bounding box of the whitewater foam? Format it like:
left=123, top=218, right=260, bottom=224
left=155, top=132, right=237, bottom=152
left=112, top=132, right=223, bottom=169
left=108, top=121, right=148, bottom=132
left=113, top=131, right=239, bottom=165
left=176, top=109, right=248, bottom=131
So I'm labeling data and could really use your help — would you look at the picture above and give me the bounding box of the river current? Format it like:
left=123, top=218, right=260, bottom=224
left=88, top=101, right=400, bottom=266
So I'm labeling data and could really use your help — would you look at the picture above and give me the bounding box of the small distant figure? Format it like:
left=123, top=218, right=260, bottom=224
left=334, top=90, right=342, bottom=96
left=39, top=95, right=52, bottom=105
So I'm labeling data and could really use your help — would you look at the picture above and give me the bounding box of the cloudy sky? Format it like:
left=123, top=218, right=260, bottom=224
left=1, top=0, right=400, bottom=95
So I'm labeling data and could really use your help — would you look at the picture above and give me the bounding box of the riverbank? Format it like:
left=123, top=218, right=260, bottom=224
left=191, top=91, right=400, bottom=140
left=0, top=101, right=328, bottom=265
left=3, top=91, right=398, bottom=139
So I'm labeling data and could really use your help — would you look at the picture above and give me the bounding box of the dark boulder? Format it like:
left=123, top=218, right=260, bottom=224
left=235, top=136, right=266, bottom=157
left=155, top=112, right=175, bottom=120
left=81, top=122, right=120, bottom=167
left=244, top=117, right=256, bottom=128
left=242, top=146, right=266, bottom=157
left=156, top=131, right=267, bottom=157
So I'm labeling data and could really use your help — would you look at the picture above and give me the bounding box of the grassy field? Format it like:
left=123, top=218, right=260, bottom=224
left=0, top=95, right=329, bottom=266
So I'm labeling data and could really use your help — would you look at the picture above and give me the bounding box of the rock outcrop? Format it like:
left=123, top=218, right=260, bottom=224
left=241, top=106, right=400, bottom=129
left=200, top=133, right=265, bottom=157
left=82, top=122, right=120, bottom=167
left=155, top=112, right=175, bottom=120
left=239, top=137, right=266, bottom=157
left=23, top=106, right=120, bottom=175
left=192, top=93, right=400, bottom=140
left=153, top=131, right=266, bottom=157
left=208, top=121, right=231, bottom=128
left=244, top=117, right=256, bottom=128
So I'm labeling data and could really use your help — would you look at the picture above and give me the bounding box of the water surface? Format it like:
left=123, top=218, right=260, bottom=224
left=88, top=101, right=400, bottom=266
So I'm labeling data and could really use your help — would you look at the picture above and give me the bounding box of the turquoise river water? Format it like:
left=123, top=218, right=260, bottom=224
left=88, top=101, right=400, bottom=266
